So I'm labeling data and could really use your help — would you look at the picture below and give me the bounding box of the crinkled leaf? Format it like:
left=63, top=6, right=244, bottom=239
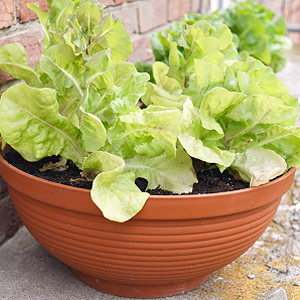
left=225, top=95, right=299, bottom=148
left=49, top=0, right=73, bottom=31
left=168, top=42, right=182, bottom=83
left=113, top=62, right=137, bottom=87
left=194, top=36, right=224, bottom=65
left=248, top=67, right=279, bottom=96
left=142, top=82, right=187, bottom=109
left=76, top=2, right=101, bottom=34
left=194, top=59, right=224, bottom=100
left=211, top=24, right=232, bottom=50
left=221, top=42, right=238, bottom=60
left=0, top=83, right=86, bottom=165
left=94, top=14, right=125, bottom=48
left=110, top=32, right=133, bottom=63
left=83, top=151, right=149, bottom=222
left=80, top=108, right=107, bottom=152
left=39, top=44, right=84, bottom=97
left=179, top=99, right=235, bottom=167
left=85, top=51, right=116, bottom=93
left=240, top=126, right=300, bottom=168
left=199, top=87, right=246, bottom=139
left=107, top=106, right=182, bottom=159
left=56, top=87, right=80, bottom=127
left=0, top=43, right=42, bottom=88
left=27, top=4, right=51, bottom=48
left=125, top=149, right=197, bottom=194
left=94, top=72, right=150, bottom=124
left=152, top=62, right=182, bottom=94
left=231, top=148, right=287, bottom=187
left=226, top=95, right=298, bottom=125
left=179, top=133, right=235, bottom=167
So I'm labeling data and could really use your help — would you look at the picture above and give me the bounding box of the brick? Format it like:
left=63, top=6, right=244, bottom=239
left=100, top=0, right=114, bottom=5
left=0, top=0, right=14, bottom=28
left=0, top=28, right=43, bottom=85
left=167, top=0, right=190, bottom=21
left=199, top=0, right=211, bottom=14
left=128, top=34, right=153, bottom=63
left=138, top=0, right=168, bottom=33
left=284, top=0, right=300, bottom=24
left=191, top=0, right=201, bottom=13
left=19, top=0, right=49, bottom=23
left=111, top=7, right=139, bottom=34
left=99, top=0, right=125, bottom=5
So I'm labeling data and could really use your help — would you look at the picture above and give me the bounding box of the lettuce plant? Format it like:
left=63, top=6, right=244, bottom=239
left=0, top=1, right=299, bottom=224
left=142, top=20, right=300, bottom=186
left=0, top=0, right=198, bottom=222
left=184, top=0, right=293, bottom=72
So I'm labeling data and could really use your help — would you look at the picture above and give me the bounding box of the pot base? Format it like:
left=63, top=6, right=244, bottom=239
left=72, top=269, right=209, bottom=298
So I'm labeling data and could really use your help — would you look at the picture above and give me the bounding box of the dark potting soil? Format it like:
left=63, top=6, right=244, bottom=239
left=4, top=148, right=249, bottom=195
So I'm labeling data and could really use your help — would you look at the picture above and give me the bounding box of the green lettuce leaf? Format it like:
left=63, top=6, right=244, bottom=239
left=239, top=125, right=300, bottom=169
left=94, top=13, right=125, bottom=48
left=107, top=106, right=182, bottom=159
left=194, top=59, right=224, bottom=101
left=178, top=99, right=235, bottom=167
left=199, top=87, right=246, bottom=139
left=142, top=82, right=188, bottom=109
left=0, top=43, right=43, bottom=88
left=39, top=44, right=84, bottom=97
left=83, top=151, right=149, bottom=222
left=225, top=94, right=299, bottom=148
left=76, top=2, right=101, bottom=35
left=27, top=3, right=51, bottom=48
left=0, top=83, right=86, bottom=165
left=49, top=0, right=74, bottom=32
left=231, top=148, right=287, bottom=187
left=152, top=62, right=182, bottom=94
left=79, top=107, right=107, bottom=152
left=125, top=148, right=197, bottom=194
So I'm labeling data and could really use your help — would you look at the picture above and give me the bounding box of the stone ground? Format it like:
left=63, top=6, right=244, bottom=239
left=0, top=46, right=300, bottom=300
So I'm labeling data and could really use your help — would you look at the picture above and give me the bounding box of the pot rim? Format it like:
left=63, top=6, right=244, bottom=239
left=0, top=152, right=295, bottom=199
left=0, top=153, right=296, bottom=219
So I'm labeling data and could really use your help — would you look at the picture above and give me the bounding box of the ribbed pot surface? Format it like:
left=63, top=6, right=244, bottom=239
left=0, top=155, right=295, bottom=298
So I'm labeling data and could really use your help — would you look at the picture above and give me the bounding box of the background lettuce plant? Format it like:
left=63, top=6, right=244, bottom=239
left=142, top=19, right=300, bottom=186
left=0, top=0, right=198, bottom=222
left=184, top=0, right=293, bottom=72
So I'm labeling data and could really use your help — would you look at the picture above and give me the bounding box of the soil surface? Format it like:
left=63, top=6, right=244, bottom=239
left=4, top=148, right=249, bottom=195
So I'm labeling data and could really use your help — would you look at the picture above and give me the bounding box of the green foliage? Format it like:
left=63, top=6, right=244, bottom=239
left=142, top=20, right=300, bottom=186
left=0, top=0, right=298, bottom=223
left=0, top=1, right=198, bottom=222
left=184, top=0, right=293, bottom=72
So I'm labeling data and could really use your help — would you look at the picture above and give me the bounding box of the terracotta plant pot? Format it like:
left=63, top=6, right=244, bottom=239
left=0, top=154, right=295, bottom=298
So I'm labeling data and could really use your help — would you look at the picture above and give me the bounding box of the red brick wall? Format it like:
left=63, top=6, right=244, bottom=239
left=0, top=0, right=210, bottom=88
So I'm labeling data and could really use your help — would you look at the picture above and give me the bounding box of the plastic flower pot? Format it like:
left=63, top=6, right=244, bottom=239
left=0, top=154, right=295, bottom=298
